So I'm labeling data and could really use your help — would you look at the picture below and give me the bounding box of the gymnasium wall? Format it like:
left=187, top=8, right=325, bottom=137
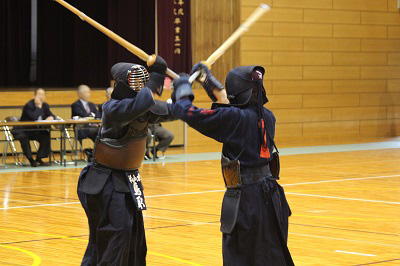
left=191, top=0, right=241, bottom=86
left=239, top=0, right=400, bottom=141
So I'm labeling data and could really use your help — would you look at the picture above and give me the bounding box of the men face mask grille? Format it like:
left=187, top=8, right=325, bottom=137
left=126, top=65, right=150, bottom=92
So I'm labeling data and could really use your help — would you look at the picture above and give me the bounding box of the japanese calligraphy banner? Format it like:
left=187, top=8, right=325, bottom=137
left=157, top=0, right=192, bottom=74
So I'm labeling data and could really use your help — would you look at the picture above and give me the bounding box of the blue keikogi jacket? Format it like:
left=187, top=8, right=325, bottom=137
left=172, top=97, right=276, bottom=169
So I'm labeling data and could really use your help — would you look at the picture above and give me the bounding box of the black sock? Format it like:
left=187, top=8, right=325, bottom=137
left=36, top=158, right=44, bottom=163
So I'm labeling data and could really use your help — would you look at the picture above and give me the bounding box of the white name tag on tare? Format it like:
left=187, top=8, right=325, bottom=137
left=127, top=173, right=146, bottom=211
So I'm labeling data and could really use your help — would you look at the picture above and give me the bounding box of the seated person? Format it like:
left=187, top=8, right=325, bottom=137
left=12, top=88, right=56, bottom=167
left=71, top=84, right=100, bottom=142
left=146, top=123, right=174, bottom=159
left=98, top=87, right=113, bottom=118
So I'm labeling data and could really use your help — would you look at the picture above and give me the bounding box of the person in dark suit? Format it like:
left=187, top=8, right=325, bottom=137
left=12, top=88, right=56, bottom=167
left=71, top=85, right=100, bottom=142
left=98, top=87, right=113, bottom=118
left=146, top=123, right=174, bottom=159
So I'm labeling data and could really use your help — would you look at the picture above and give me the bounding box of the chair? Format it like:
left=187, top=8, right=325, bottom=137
left=68, top=125, right=88, bottom=162
left=53, top=117, right=86, bottom=163
left=1, top=116, right=27, bottom=166
left=2, top=116, right=55, bottom=167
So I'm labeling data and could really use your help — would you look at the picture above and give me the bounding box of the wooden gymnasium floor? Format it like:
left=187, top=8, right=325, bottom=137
left=0, top=140, right=399, bottom=265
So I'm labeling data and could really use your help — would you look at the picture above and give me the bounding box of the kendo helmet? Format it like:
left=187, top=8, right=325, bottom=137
left=224, top=65, right=268, bottom=107
left=110, top=62, right=150, bottom=100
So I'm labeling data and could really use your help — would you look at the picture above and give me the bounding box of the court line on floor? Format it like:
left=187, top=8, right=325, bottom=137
left=334, top=250, right=376, bottom=257
left=59, top=220, right=400, bottom=252
left=3, top=210, right=396, bottom=253
left=5, top=158, right=398, bottom=190
left=148, top=207, right=219, bottom=217
left=1, top=199, right=65, bottom=211
left=1, top=180, right=218, bottom=190
left=291, top=223, right=400, bottom=237
left=143, top=179, right=221, bottom=188
left=290, top=232, right=400, bottom=248
left=147, top=252, right=203, bottom=266
left=0, top=244, right=41, bottom=266
left=2, top=221, right=399, bottom=259
left=17, top=155, right=400, bottom=173
left=0, top=228, right=203, bottom=266
left=0, top=189, right=77, bottom=201
left=353, top=258, right=400, bottom=265
left=286, top=192, right=400, bottom=205
left=292, top=213, right=399, bottom=221
left=50, top=202, right=400, bottom=222
left=146, top=190, right=224, bottom=198
left=94, top=216, right=400, bottom=250
left=1, top=140, right=399, bottom=173
left=0, top=201, right=80, bottom=210
left=144, top=215, right=218, bottom=225
left=0, top=182, right=78, bottom=190
left=2, top=172, right=221, bottom=189
left=147, top=223, right=197, bottom=231
left=283, top=174, right=400, bottom=187
left=283, top=158, right=400, bottom=171
left=1, top=236, right=79, bottom=246
left=2, top=174, right=399, bottom=210
left=8, top=219, right=396, bottom=252
left=290, top=186, right=400, bottom=193
left=8, top=156, right=399, bottom=178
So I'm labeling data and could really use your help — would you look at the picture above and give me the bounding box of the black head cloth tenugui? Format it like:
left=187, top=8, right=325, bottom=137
left=110, top=62, right=149, bottom=100
left=224, top=65, right=268, bottom=107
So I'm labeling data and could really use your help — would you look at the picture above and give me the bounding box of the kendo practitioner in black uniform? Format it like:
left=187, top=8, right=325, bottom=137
left=171, top=64, right=294, bottom=265
left=77, top=56, right=175, bottom=265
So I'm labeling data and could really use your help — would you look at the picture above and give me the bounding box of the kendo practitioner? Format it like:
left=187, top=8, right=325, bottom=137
left=77, top=56, right=175, bottom=265
left=172, top=64, right=294, bottom=265
left=12, top=88, right=56, bottom=167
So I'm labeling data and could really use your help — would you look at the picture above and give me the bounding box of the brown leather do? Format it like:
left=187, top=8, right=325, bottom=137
left=94, top=137, right=146, bottom=171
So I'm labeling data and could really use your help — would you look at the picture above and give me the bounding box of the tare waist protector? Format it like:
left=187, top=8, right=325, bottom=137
left=94, top=137, right=146, bottom=171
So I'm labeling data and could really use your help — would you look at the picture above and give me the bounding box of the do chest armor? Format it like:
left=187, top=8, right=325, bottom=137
left=125, top=116, right=149, bottom=139
left=94, top=117, right=149, bottom=171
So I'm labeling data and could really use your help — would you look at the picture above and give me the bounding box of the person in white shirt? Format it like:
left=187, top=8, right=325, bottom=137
left=98, top=87, right=114, bottom=117
left=71, top=84, right=100, bottom=142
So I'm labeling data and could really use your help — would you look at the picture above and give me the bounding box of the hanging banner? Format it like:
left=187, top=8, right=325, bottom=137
left=157, top=0, right=192, bottom=74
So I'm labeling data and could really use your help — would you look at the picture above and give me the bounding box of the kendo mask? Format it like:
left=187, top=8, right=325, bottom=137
left=224, top=65, right=268, bottom=107
left=110, top=62, right=150, bottom=100
left=224, top=66, right=271, bottom=154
